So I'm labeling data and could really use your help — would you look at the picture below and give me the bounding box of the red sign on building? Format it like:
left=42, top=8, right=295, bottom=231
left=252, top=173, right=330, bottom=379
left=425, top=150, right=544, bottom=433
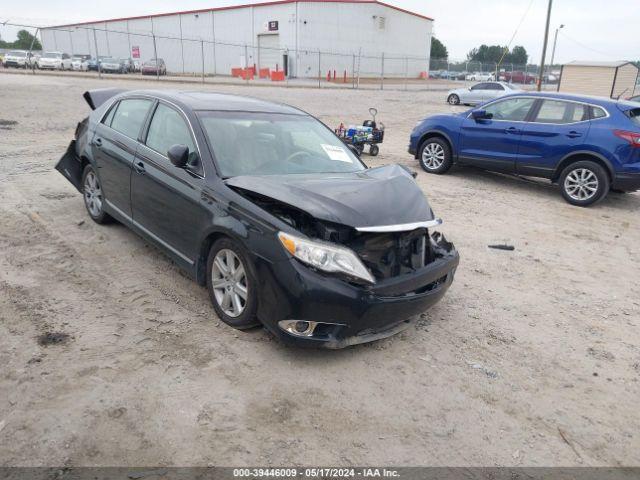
left=131, top=46, right=140, bottom=59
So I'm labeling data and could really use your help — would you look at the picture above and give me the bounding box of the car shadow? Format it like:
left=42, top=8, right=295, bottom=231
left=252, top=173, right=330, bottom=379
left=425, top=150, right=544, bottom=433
left=445, top=165, right=640, bottom=209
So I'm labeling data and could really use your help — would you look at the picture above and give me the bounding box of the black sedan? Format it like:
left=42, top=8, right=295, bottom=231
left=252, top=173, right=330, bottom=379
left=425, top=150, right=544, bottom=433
left=56, top=89, right=459, bottom=348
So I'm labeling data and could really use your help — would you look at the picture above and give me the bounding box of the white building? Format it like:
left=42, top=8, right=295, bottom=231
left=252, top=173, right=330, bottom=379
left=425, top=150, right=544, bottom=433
left=40, top=0, right=433, bottom=78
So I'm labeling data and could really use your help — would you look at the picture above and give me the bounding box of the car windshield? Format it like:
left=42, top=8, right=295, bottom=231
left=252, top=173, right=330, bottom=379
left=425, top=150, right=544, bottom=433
left=43, top=52, right=61, bottom=59
left=627, top=108, right=640, bottom=126
left=146, top=59, right=158, bottom=65
left=9, top=51, right=26, bottom=57
left=72, top=57, right=84, bottom=61
left=198, top=111, right=366, bottom=177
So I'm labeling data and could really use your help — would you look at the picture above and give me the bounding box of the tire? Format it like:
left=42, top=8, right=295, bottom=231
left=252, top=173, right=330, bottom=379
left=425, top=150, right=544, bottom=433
left=206, top=238, right=260, bottom=330
left=418, top=137, right=453, bottom=174
left=369, top=144, right=379, bottom=156
left=447, top=94, right=460, bottom=105
left=559, top=160, right=609, bottom=207
left=82, top=164, right=112, bottom=224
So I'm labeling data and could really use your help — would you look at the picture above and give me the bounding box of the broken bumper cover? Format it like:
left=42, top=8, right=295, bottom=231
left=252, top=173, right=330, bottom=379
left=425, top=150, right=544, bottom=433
left=256, top=235, right=459, bottom=348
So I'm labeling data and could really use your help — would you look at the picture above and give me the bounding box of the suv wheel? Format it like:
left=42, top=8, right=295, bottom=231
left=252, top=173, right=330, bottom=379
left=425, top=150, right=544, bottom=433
left=419, top=137, right=453, bottom=174
left=206, top=238, right=260, bottom=329
left=82, top=165, right=112, bottom=223
left=559, top=160, right=609, bottom=207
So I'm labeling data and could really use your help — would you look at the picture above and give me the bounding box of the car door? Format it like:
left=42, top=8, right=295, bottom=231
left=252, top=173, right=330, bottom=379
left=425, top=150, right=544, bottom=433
left=458, top=96, right=537, bottom=173
left=516, top=99, right=592, bottom=177
left=92, top=98, right=154, bottom=218
left=464, top=83, right=486, bottom=104
left=483, top=82, right=506, bottom=101
left=131, top=101, right=209, bottom=266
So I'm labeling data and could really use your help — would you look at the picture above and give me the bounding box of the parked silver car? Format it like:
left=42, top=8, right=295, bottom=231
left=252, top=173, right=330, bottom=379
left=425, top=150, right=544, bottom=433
left=446, top=82, right=522, bottom=106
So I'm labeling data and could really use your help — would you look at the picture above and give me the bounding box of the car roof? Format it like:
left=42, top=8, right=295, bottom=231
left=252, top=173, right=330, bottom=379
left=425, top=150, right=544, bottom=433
left=500, top=91, right=626, bottom=107
left=123, top=90, right=307, bottom=115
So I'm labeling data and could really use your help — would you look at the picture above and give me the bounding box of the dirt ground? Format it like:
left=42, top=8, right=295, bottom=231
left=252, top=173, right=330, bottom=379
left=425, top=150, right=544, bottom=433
left=0, top=71, right=639, bottom=467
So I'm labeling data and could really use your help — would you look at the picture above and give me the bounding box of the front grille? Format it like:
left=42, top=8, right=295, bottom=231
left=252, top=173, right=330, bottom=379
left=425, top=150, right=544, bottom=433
left=348, top=228, right=432, bottom=280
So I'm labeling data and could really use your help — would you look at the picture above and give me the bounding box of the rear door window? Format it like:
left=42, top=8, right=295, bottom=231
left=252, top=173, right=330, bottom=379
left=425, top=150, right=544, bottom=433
left=533, top=100, right=588, bottom=124
left=110, top=98, right=153, bottom=139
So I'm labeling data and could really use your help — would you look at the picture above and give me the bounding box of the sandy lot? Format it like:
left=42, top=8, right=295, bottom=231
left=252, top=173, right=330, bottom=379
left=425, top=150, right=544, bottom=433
left=0, top=72, right=639, bottom=467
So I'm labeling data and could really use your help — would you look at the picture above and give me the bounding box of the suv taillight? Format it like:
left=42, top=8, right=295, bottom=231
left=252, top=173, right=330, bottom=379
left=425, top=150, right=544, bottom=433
left=614, top=130, right=640, bottom=147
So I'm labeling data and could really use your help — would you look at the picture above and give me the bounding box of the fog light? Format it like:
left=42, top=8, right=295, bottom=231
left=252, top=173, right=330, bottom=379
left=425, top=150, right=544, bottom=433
left=279, top=320, right=317, bottom=337
left=294, top=321, right=311, bottom=333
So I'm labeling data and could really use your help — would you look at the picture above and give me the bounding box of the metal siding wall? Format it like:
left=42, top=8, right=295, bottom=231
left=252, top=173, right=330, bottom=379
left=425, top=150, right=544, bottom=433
left=559, top=66, right=616, bottom=97
left=151, top=16, right=183, bottom=73
left=180, top=12, right=214, bottom=74
left=127, top=18, right=155, bottom=63
left=213, top=8, right=254, bottom=75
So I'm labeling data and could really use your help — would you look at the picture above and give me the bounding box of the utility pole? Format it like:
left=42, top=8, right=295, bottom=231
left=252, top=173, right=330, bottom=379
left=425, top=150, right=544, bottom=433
left=92, top=28, right=102, bottom=79
left=549, top=24, right=565, bottom=70
left=537, top=0, right=553, bottom=91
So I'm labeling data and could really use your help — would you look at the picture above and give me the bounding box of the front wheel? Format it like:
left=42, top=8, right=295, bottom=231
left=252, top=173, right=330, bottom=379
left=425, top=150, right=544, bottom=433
left=369, top=144, right=379, bottom=156
left=419, top=138, right=453, bottom=174
left=206, top=238, right=260, bottom=329
left=447, top=94, right=460, bottom=105
left=559, top=160, right=609, bottom=207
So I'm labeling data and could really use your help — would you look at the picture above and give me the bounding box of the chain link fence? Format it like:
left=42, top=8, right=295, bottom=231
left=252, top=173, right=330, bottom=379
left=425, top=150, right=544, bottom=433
left=0, top=22, right=558, bottom=90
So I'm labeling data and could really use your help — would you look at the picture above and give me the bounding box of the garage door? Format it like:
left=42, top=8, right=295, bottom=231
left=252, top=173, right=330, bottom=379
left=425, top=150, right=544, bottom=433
left=258, top=34, right=281, bottom=71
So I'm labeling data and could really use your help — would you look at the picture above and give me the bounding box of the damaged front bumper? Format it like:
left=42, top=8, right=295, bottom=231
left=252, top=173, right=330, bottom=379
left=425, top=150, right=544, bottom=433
left=255, top=232, right=459, bottom=348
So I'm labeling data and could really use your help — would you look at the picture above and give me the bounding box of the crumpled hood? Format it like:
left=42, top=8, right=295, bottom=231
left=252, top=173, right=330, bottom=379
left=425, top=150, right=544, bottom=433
left=225, top=164, right=435, bottom=228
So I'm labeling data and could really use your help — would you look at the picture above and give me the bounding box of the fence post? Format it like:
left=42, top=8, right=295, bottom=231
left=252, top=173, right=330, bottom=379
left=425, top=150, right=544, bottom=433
left=352, top=53, right=355, bottom=89
left=317, top=50, right=321, bottom=88
left=244, top=43, right=249, bottom=84
left=404, top=56, right=409, bottom=91
left=92, top=28, right=102, bottom=79
left=201, top=40, right=205, bottom=84
left=152, top=34, right=159, bottom=80
left=380, top=52, right=384, bottom=90
left=28, top=28, right=39, bottom=74
left=357, top=48, right=361, bottom=89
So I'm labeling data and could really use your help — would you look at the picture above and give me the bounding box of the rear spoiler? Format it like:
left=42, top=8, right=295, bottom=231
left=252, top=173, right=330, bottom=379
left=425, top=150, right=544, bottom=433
left=83, top=88, right=126, bottom=110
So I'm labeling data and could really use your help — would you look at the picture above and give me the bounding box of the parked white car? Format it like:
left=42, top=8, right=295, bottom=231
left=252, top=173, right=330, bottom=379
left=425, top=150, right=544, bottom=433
left=71, top=55, right=90, bottom=71
left=3, top=50, right=35, bottom=68
left=446, top=81, right=523, bottom=106
left=465, top=72, right=495, bottom=82
left=37, top=51, right=72, bottom=70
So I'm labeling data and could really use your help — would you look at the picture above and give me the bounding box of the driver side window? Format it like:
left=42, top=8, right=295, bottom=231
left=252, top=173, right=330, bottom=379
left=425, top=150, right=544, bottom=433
left=146, top=103, right=199, bottom=170
left=484, top=97, right=536, bottom=121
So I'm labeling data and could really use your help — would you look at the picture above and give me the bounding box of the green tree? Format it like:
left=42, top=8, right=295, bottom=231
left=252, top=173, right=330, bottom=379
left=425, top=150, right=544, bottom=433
left=430, top=37, right=448, bottom=59
left=507, top=46, right=528, bottom=65
left=14, top=30, right=42, bottom=50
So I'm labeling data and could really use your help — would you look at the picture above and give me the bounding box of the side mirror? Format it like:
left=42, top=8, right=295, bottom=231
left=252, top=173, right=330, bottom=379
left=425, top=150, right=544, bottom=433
left=167, top=144, right=189, bottom=168
left=347, top=144, right=361, bottom=158
left=471, top=109, right=491, bottom=120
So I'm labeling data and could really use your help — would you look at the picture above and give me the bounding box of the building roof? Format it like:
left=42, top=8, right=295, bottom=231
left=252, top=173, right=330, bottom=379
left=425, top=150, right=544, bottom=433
left=47, top=0, right=433, bottom=28
left=565, top=60, right=637, bottom=69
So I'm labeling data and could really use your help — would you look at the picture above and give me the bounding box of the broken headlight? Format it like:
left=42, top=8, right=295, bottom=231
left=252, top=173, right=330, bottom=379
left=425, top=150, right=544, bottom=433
left=278, top=231, right=375, bottom=284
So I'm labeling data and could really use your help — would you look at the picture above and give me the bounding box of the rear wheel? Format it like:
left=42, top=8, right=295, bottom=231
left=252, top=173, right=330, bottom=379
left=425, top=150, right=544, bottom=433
left=82, top=165, right=112, bottom=223
left=206, top=238, right=260, bottom=329
left=369, top=144, right=379, bottom=156
left=559, top=160, right=609, bottom=207
left=419, top=137, right=452, bottom=174
left=447, top=94, right=460, bottom=105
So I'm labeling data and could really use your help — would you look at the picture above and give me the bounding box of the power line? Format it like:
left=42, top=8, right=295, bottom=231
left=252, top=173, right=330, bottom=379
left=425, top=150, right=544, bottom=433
left=497, top=0, right=535, bottom=67
left=558, top=30, right=620, bottom=59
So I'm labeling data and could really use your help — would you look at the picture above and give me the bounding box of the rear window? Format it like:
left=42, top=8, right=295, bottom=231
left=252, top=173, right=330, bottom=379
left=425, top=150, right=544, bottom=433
left=627, top=108, right=640, bottom=126
left=533, top=100, right=588, bottom=124
left=109, top=99, right=153, bottom=139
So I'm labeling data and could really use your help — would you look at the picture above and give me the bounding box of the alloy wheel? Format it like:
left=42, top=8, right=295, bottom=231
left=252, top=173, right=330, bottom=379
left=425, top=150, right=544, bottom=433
left=211, top=249, right=248, bottom=318
left=421, top=142, right=445, bottom=170
left=564, top=168, right=599, bottom=201
left=84, top=171, right=103, bottom=217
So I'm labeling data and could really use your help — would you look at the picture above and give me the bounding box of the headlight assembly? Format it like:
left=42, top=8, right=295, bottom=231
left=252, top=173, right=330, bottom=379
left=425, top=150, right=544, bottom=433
left=278, top=231, right=375, bottom=284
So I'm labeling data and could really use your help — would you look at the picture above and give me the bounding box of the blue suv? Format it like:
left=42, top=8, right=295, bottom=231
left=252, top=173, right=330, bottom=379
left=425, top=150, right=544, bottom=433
left=409, top=92, right=640, bottom=206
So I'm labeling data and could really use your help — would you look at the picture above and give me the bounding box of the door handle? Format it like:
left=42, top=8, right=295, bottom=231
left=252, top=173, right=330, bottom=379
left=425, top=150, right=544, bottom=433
left=134, top=161, right=146, bottom=174
left=566, top=131, right=582, bottom=138
left=94, top=137, right=103, bottom=147
left=505, top=127, right=521, bottom=134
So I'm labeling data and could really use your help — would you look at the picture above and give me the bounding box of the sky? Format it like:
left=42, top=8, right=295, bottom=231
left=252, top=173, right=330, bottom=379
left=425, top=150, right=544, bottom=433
left=1, top=0, right=638, bottom=63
